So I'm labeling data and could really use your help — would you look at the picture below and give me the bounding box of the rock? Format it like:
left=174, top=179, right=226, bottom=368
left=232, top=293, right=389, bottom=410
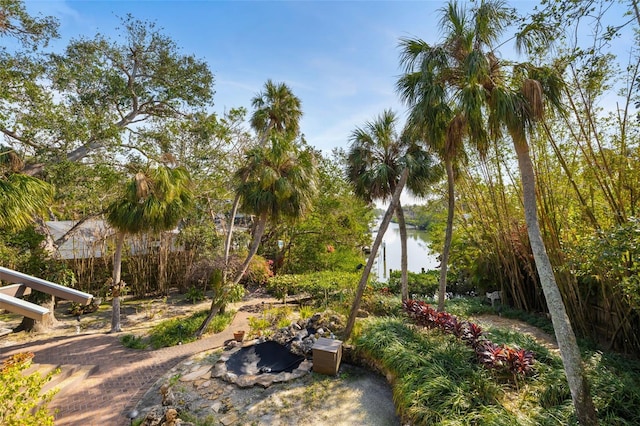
left=160, top=384, right=175, bottom=406
left=220, top=412, right=238, bottom=425
left=161, top=408, right=179, bottom=426
left=211, top=400, right=222, bottom=412
left=197, top=380, right=211, bottom=389
left=236, top=374, right=259, bottom=388
left=212, top=362, right=227, bottom=378
left=255, top=375, right=275, bottom=388
left=180, top=365, right=212, bottom=382
left=141, top=406, right=164, bottom=426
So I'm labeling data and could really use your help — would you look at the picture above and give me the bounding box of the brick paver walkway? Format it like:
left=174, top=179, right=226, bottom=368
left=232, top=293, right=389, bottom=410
left=0, top=296, right=275, bottom=425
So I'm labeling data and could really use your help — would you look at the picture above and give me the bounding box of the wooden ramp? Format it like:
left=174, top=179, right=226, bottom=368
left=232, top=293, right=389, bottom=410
left=0, top=267, right=93, bottom=322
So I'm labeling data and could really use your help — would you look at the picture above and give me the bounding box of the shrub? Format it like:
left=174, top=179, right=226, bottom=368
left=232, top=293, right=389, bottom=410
left=120, top=334, right=148, bottom=350
left=386, top=270, right=440, bottom=297
left=356, top=319, right=508, bottom=425
left=0, top=352, right=59, bottom=426
left=266, top=271, right=359, bottom=306
left=243, top=255, right=273, bottom=286
left=184, top=286, right=205, bottom=304
left=149, top=310, right=234, bottom=349
left=403, top=299, right=536, bottom=382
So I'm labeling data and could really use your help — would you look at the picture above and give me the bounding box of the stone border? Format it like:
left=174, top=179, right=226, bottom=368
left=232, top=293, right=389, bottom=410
left=211, top=340, right=313, bottom=388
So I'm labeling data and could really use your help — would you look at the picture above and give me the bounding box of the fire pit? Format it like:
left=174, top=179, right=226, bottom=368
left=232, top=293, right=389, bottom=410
left=212, top=340, right=312, bottom=388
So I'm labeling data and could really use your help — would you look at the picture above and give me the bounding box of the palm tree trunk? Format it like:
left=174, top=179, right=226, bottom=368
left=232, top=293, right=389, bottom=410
left=194, top=300, right=223, bottom=337
left=438, top=157, right=455, bottom=311
left=232, top=211, right=268, bottom=285
left=396, top=203, right=409, bottom=301
left=110, top=232, right=125, bottom=333
left=343, top=168, right=409, bottom=340
left=513, top=136, right=597, bottom=425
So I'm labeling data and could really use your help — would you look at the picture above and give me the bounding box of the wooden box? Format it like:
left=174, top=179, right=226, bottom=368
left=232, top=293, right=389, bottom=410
left=312, top=337, right=343, bottom=375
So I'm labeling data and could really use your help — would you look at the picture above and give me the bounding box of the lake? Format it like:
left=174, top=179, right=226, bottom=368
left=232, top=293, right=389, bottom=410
left=371, top=220, right=440, bottom=282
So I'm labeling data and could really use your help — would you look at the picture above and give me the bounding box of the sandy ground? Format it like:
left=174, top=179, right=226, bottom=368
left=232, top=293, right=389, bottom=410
left=135, top=348, right=401, bottom=426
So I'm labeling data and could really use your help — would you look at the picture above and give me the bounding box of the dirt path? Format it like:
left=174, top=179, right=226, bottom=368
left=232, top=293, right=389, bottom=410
left=470, top=314, right=559, bottom=352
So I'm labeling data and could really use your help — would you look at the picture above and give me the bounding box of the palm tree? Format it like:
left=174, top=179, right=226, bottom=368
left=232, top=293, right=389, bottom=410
left=106, top=165, right=193, bottom=333
left=195, top=134, right=318, bottom=337
left=232, top=134, right=317, bottom=285
left=0, top=148, right=53, bottom=230
left=398, top=1, right=597, bottom=423
left=343, top=116, right=439, bottom=339
left=397, top=8, right=471, bottom=312
left=222, top=80, right=302, bottom=282
left=346, top=109, right=437, bottom=301
left=197, top=81, right=307, bottom=338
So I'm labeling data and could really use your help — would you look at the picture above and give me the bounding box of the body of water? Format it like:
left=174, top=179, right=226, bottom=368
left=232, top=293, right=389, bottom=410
left=371, top=220, right=440, bottom=282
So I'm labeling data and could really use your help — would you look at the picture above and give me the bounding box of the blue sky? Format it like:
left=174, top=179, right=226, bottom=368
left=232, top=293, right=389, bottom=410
left=20, top=0, right=519, bottom=155
left=21, top=1, right=635, bottom=159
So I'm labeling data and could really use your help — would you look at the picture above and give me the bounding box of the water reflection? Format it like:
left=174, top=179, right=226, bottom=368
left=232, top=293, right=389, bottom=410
left=371, top=221, right=439, bottom=282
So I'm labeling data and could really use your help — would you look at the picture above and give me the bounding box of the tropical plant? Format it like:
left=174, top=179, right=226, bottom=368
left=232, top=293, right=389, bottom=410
left=0, top=352, right=59, bottom=426
left=342, top=110, right=439, bottom=339
left=106, top=165, right=193, bottom=332
left=396, top=1, right=597, bottom=422
left=346, top=110, right=439, bottom=301
left=0, top=148, right=53, bottom=230
left=222, top=80, right=303, bottom=282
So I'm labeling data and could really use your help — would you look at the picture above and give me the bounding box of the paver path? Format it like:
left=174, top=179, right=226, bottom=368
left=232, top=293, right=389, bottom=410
left=0, top=295, right=278, bottom=426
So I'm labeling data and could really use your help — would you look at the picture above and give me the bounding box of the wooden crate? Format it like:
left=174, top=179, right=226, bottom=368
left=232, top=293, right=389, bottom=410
left=312, top=337, right=342, bottom=375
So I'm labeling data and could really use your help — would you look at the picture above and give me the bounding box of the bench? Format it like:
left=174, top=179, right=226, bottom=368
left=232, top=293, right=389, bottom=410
left=0, top=267, right=92, bottom=305
left=0, top=293, right=50, bottom=322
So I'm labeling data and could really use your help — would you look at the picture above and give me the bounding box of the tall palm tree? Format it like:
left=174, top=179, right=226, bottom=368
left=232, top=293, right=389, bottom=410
left=0, top=148, right=53, bottom=230
left=197, top=81, right=306, bottom=338
left=346, top=109, right=437, bottom=300
left=398, top=1, right=597, bottom=423
left=106, top=165, right=193, bottom=333
left=343, top=115, right=439, bottom=339
left=195, top=134, right=317, bottom=337
left=232, top=134, right=317, bottom=285
left=222, top=80, right=302, bottom=282
left=397, top=6, right=472, bottom=312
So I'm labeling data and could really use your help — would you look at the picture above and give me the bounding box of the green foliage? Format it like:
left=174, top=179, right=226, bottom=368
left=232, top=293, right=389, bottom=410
left=276, top=152, right=374, bottom=275
left=299, top=305, right=314, bottom=319
left=356, top=316, right=640, bottom=424
left=385, top=270, right=440, bottom=297
left=248, top=305, right=294, bottom=336
left=248, top=316, right=272, bottom=337
left=184, top=286, right=205, bottom=304
left=584, top=351, right=640, bottom=424
left=120, top=334, right=148, bottom=350
left=149, top=310, right=234, bottom=348
left=437, top=296, right=498, bottom=318
left=568, top=218, right=640, bottom=310
left=0, top=352, right=59, bottom=426
left=266, top=271, right=359, bottom=306
left=400, top=202, right=445, bottom=231
left=0, top=172, right=53, bottom=230
left=356, top=319, right=508, bottom=424
left=242, top=255, right=273, bottom=286
left=361, top=292, right=402, bottom=317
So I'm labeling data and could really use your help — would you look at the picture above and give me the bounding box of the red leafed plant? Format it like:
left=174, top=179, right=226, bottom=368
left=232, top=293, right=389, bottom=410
left=403, top=299, right=536, bottom=382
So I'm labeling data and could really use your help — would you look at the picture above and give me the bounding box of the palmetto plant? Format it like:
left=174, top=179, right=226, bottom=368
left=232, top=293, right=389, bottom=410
left=106, top=165, right=192, bottom=332
left=0, top=148, right=53, bottom=230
